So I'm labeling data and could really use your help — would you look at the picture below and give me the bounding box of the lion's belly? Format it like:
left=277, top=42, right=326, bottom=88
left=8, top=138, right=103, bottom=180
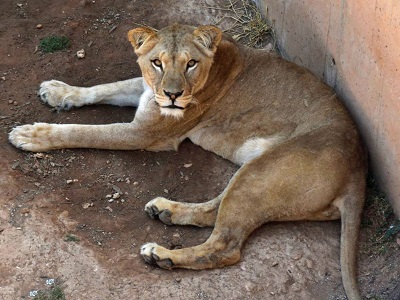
left=188, top=127, right=284, bottom=166
left=232, top=136, right=285, bottom=165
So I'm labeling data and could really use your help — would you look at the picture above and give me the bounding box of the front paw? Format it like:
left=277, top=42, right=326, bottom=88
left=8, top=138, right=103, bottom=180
left=140, top=242, right=174, bottom=269
left=9, top=123, right=54, bottom=152
left=39, top=80, right=80, bottom=110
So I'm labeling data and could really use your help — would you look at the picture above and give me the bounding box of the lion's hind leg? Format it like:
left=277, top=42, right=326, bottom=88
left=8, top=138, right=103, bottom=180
left=39, top=77, right=145, bottom=110
left=140, top=165, right=266, bottom=270
left=144, top=194, right=222, bottom=227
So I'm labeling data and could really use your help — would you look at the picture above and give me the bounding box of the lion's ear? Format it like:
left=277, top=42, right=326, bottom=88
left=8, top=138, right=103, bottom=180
left=127, top=27, right=157, bottom=55
left=193, top=25, right=222, bottom=56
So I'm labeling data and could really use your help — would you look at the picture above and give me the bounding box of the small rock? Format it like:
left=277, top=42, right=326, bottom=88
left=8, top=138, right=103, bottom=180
left=133, top=181, right=139, bottom=186
left=174, top=278, right=182, bottom=283
left=105, top=206, right=113, bottom=212
left=0, top=76, right=5, bottom=81
left=66, top=179, right=73, bottom=184
left=173, top=233, right=180, bottom=238
left=13, top=101, right=18, bottom=106
left=76, top=49, right=85, bottom=59
left=184, top=163, right=192, bottom=168
left=120, top=199, right=125, bottom=203
left=82, top=202, right=93, bottom=209
left=108, top=198, right=114, bottom=203
left=33, top=153, right=45, bottom=159
left=163, top=189, right=169, bottom=194
left=8, top=100, right=13, bottom=104
left=29, top=290, right=39, bottom=297
left=112, top=185, right=122, bottom=194
left=20, top=208, right=30, bottom=214
left=244, top=281, right=256, bottom=292
left=112, top=192, right=120, bottom=199
left=36, top=24, right=43, bottom=29
left=272, top=261, right=279, bottom=267
left=306, top=259, right=313, bottom=269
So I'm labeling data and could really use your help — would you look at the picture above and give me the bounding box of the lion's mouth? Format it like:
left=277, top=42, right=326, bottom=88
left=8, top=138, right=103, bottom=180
left=162, top=105, right=185, bottom=110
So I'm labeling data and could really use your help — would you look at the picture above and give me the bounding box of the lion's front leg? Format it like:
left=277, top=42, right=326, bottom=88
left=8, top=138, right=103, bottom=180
left=39, top=78, right=145, bottom=110
left=8, top=122, right=154, bottom=152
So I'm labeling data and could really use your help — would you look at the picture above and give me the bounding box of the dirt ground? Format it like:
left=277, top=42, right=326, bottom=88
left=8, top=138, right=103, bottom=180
left=0, top=0, right=399, bottom=299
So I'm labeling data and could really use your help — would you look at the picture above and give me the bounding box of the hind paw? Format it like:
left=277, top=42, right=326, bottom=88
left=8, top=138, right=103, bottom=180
left=140, top=243, right=174, bottom=269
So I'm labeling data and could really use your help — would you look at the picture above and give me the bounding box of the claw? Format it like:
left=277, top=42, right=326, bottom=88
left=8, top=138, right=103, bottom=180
left=145, top=204, right=159, bottom=219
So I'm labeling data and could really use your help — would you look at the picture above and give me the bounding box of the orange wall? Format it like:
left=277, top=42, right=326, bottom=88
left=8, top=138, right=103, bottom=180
left=256, top=0, right=400, bottom=216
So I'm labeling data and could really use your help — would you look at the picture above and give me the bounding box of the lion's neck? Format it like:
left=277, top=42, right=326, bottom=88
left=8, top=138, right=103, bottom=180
left=195, top=39, right=244, bottom=106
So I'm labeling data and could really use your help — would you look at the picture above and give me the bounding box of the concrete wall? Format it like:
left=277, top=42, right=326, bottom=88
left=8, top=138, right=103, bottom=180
left=255, top=0, right=400, bottom=216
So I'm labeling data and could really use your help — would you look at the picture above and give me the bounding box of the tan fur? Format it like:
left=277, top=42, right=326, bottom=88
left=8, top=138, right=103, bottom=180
left=9, top=24, right=367, bottom=299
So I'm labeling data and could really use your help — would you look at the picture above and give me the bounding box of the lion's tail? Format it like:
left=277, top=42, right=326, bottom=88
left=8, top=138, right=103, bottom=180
left=339, top=180, right=366, bottom=300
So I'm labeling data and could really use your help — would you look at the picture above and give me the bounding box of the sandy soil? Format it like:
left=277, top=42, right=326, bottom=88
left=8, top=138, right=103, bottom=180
left=0, top=0, right=399, bottom=299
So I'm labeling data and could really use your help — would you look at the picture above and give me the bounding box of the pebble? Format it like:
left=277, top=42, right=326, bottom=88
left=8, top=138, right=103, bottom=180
left=105, top=206, right=113, bottom=212
left=173, top=233, right=180, bottom=238
left=20, top=208, right=30, bottom=214
left=112, top=192, right=120, bottom=199
left=244, top=281, right=256, bottom=292
left=76, top=49, right=85, bottom=59
left=163, top=189, right=169, bottom=194
left=0, top=76, right=5, bottom=81
left=305, top=259, right=313, bottom=269
left=8, top=100, right=13, bottom=104
left=184, top=163, right=192, bottom=168
left=82, top=203, right=93, bottom=209
left=36, top=24, right=43, bottom=29
left=133, top=181, right=139, bottom=186
left=33, top=153, right=45, bottom=159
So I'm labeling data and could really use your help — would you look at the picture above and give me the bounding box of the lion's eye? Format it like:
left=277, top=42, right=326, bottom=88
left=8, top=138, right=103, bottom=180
left=151, top=59, right=163, bottom=70
left=187, top=59, right=197, bottom=70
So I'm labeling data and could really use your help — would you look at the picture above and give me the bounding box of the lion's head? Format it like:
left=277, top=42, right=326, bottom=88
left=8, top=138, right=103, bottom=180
left=128, top=24, right=222, bottom=118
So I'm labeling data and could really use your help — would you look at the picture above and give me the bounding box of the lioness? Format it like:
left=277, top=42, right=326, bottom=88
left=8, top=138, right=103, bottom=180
left=9, top=24, right=367, bottom=299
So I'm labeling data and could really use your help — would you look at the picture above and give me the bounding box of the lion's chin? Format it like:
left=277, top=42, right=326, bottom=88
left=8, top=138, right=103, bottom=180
left=160, top=107, right=185, bottom=119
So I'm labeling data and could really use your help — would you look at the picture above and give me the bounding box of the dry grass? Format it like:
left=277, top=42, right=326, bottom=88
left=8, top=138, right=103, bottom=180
left=362, top=174, right=400, bottom=254
left=211, top=0, right=274, bottom=48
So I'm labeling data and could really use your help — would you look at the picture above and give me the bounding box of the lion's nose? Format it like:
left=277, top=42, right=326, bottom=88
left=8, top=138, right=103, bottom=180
left=164, top=90, right=183, bottom=101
